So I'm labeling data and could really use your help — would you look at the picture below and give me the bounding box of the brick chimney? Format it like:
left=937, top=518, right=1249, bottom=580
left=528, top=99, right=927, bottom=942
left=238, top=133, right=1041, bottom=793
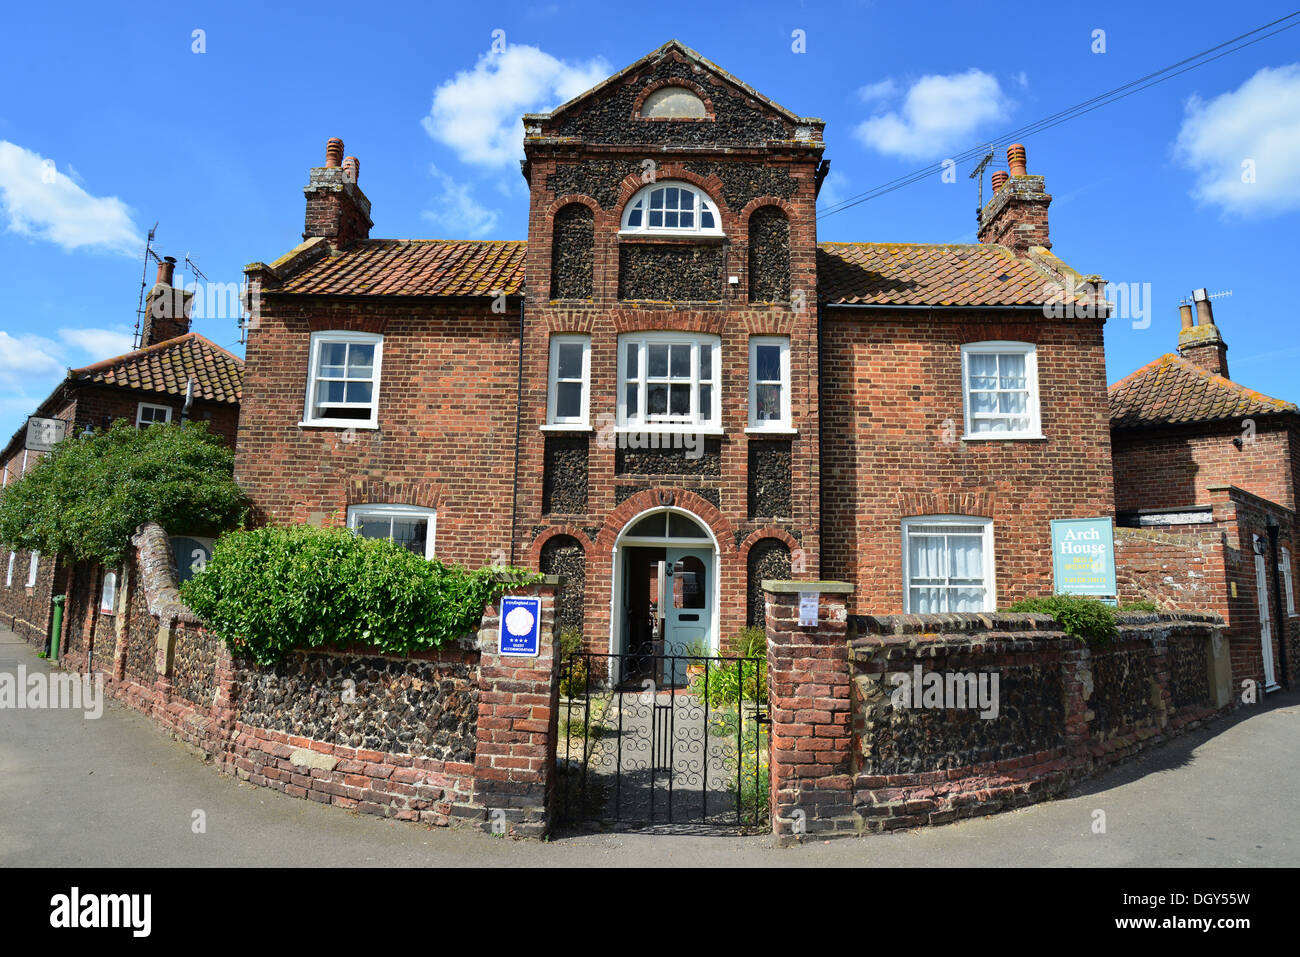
left=303, top=137, right=372, bottom=248
left=140, top=256, right=193, bottom=347
left=978, top=143, right=1052, bottom=256
left=1177, top=288, right=1229, bottom=378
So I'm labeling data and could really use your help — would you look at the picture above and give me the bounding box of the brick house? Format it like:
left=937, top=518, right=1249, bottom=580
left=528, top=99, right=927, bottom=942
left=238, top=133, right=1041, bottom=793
left=238, top=41, right=1114, bottom=675
left=0, top=258, right=243, bottom=650
left=1110, top=294, right=1299, bottom=691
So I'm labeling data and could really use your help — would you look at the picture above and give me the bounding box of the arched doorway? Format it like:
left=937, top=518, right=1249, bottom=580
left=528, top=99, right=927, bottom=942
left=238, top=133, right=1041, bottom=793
left=611, top=506, right=718, bottom=686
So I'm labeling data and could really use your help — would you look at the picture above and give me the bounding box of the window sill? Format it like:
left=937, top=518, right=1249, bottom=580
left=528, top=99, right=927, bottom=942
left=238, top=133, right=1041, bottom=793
left=298, top=420, right=380, bottom=430
left=614, top=425, right=724, bottom=437
left=961, top=433, right=1046, bottom=442
left=617, top=231, right=726, bottom=243
left=540, top=423, right=594, bottom=433
left=746, top=426, right=797, bottom=436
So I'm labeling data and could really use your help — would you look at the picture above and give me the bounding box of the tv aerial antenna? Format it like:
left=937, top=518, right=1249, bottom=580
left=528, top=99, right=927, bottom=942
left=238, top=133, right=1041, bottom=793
left=969, top=145, right=995, bottom=220
left=132, top=223, right=161, bottom=349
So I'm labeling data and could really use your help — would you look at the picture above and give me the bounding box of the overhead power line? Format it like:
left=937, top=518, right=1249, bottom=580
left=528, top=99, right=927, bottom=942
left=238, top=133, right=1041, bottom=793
left=817, top=11, right=1300, bottom=221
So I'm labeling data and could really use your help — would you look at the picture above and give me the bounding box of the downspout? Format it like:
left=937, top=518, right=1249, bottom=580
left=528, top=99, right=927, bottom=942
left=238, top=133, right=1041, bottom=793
left=509, top=295, right=524, bottom=568
left=1267, top=520, right=1291, bottom=689
left=180, top=378, right=195, bottom=422
left=816, top=298, right=824, bottom=579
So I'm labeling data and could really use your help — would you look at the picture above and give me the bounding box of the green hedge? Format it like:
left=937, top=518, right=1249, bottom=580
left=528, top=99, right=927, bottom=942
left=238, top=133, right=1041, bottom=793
left=180, top=524, right=539, bottom=665
left=0, top=420, right=246, bottom=566
left=1006, top=594, right=1119, bottom=646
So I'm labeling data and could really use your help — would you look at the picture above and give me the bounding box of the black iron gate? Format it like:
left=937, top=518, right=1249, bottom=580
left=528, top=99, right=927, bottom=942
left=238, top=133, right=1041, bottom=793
left=555, top=652, right=769, bottom=832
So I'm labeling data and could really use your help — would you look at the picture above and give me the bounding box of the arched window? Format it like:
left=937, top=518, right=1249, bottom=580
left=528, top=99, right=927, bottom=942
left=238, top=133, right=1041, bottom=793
left=640, top=86, right=708, bottom=119
left=620, top=181, right=723, bottom=237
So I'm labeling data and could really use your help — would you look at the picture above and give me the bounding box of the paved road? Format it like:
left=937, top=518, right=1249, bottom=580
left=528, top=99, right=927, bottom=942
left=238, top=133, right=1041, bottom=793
left=2, top=624, right=1296, bottom=867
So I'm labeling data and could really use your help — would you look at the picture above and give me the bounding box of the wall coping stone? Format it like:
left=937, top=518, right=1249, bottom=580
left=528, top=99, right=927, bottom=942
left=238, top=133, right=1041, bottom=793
left=762, top=579, right=853, bottom=594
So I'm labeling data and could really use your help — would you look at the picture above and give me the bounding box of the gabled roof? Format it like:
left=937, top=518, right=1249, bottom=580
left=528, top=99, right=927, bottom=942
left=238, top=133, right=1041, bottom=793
left=529, top=39, right=814, bottom=125
left=1108, top=353, right=1297, bottom=429
left=70, top=333, right=243, bottom=405
left=817, top=242, right=1074, bottom=307
left=274, top=239, right=526, bottom=297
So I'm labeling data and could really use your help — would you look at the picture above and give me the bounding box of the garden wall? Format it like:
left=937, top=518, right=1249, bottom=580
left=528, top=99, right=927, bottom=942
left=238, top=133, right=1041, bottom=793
left=763, top=581, right=1230, bottom=844
left=62, top=522, right=561, bottom=837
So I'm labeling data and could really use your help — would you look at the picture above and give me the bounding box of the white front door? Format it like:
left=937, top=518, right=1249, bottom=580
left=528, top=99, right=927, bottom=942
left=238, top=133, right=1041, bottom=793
left=664, top=547, right=712, bottom=685
left=1255, top=539, right=1279, bottom=690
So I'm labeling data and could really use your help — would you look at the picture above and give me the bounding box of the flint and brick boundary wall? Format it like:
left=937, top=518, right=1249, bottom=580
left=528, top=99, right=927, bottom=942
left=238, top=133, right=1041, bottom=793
left=62, top=523, right=561, bottom=838
left=763, top=581, right=1230, bottom=844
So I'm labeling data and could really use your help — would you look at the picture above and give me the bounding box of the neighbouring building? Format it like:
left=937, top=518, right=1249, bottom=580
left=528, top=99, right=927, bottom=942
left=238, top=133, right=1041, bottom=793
left=0, top=257, right=243, bottom=650
left=238, top=41, right=1116, bottom=678
left=1110, top=291, right=1299, bottom=692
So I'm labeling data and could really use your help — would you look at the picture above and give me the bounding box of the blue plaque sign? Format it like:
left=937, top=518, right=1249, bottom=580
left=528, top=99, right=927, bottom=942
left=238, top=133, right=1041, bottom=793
left=1050, top=517, right=1116, bottom=600
left=499, top=596, right=542, bottom=657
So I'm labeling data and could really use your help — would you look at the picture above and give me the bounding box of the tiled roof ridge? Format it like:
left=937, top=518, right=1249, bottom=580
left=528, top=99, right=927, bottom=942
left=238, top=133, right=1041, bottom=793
left=69, top=332, right=202, bottom=376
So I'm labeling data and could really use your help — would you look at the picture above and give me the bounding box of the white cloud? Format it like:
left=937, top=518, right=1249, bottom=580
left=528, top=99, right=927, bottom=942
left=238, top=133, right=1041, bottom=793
left=58, top=326, right=135, bottom=357
left=422, top=44, right=609, bottom=168
left=421, top=166, right=500, bottom=238
left=1174, top=64, right=1300, bottom=217
left=0, top=141, right=141, bottom=255
left=854, top=69, right=1013, bottom=159
left=0, top=331, right=63, bottom=392
left=856, top=79, right=897, bottom=104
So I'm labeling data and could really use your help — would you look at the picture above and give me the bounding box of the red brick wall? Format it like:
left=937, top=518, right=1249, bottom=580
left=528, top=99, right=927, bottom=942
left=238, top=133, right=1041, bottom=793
left=234, top=299, right=520, bottom=569
left=1112, top=418, right=1296, bottom=513
left=516, top=155, right=822, bottom=651
left=821, top=312, right=1114, bottom=613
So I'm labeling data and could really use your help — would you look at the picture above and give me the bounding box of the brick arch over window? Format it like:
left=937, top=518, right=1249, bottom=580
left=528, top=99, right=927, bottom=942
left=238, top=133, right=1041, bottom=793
left=746, top=537, right=791, bottom=627
left=594, top=488, right=735, bottom=554
left=345, top=478, right=443, bottom=511
left=550, top=202, right=594, bottom=300
left=747, top=205, right=790, bottom=303
left=539, top=534, right=587, bottom=639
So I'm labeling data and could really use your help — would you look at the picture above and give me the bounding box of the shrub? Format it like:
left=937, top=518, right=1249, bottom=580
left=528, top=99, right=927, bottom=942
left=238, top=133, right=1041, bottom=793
left=1120, top=599, right=1160, bottom=612
left=557, top=629, right=588, bottom=698
left=0, top=420, right=246, bottom=566
left=1007, top=594, right=1119, bottom=646
left=180, top=524, right=538, bottom=665
left=689, top=629, right=767, bottom=707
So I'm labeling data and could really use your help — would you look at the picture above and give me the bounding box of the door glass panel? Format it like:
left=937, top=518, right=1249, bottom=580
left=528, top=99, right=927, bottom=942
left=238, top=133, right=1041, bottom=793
left=673, top=555, right=706, bottom=609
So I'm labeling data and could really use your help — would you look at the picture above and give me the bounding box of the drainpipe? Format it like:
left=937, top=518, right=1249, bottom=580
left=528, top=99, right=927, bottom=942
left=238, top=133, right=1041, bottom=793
left=816, top=298, right=824, bottom=579
left=48, top=595, right=64, bottom=661
left=509, top=295, right=524, bottom=568
left=1267, top=518, right=1291, bottom=689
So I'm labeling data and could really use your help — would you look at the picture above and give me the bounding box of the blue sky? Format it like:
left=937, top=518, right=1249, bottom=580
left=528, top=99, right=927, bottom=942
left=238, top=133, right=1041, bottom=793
left=1, top=0, right=1298, bottom=440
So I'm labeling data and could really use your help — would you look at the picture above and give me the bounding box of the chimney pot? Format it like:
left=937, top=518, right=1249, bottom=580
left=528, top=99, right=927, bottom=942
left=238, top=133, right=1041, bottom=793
left=156, top=256, right=176, bottom=287
left=1179, top=303, right=1194, bottom=330
left=1007, top=143, right=1028, bottom=177
left=1193, top=290, right=1214, bottom=327
left=325, top=137, right=344, bottom=168
left=342, top=155, right=360, bottom=183
left=991, top=170, right=1009, bottom=193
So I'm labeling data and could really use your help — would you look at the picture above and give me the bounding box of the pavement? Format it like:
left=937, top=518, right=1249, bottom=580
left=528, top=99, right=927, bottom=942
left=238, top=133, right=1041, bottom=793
left=2, top=622, right=1297, bottom=867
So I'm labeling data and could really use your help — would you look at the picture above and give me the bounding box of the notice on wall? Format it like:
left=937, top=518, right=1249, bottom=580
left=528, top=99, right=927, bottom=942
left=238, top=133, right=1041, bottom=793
left=24, top=416, right=66, bottom=452
left=798, top=591, right=819, bottom=628
left=499, top=596, right=542, bottom=657
left=1050, top=518, right=1116, bottom=601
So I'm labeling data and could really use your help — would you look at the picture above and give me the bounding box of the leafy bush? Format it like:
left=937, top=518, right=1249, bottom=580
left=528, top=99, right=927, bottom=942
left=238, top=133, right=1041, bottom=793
left=180, top=524, right=538, bottom=665
left=558, top=629, right=588, bottom=698
left=1120, top=599, right=1160, bottom=612
left=1006, top=594, right=1119, bottom=646
left=689, top=630, right=767, bottom=707
left=0, top=420, right=246, bottom=566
